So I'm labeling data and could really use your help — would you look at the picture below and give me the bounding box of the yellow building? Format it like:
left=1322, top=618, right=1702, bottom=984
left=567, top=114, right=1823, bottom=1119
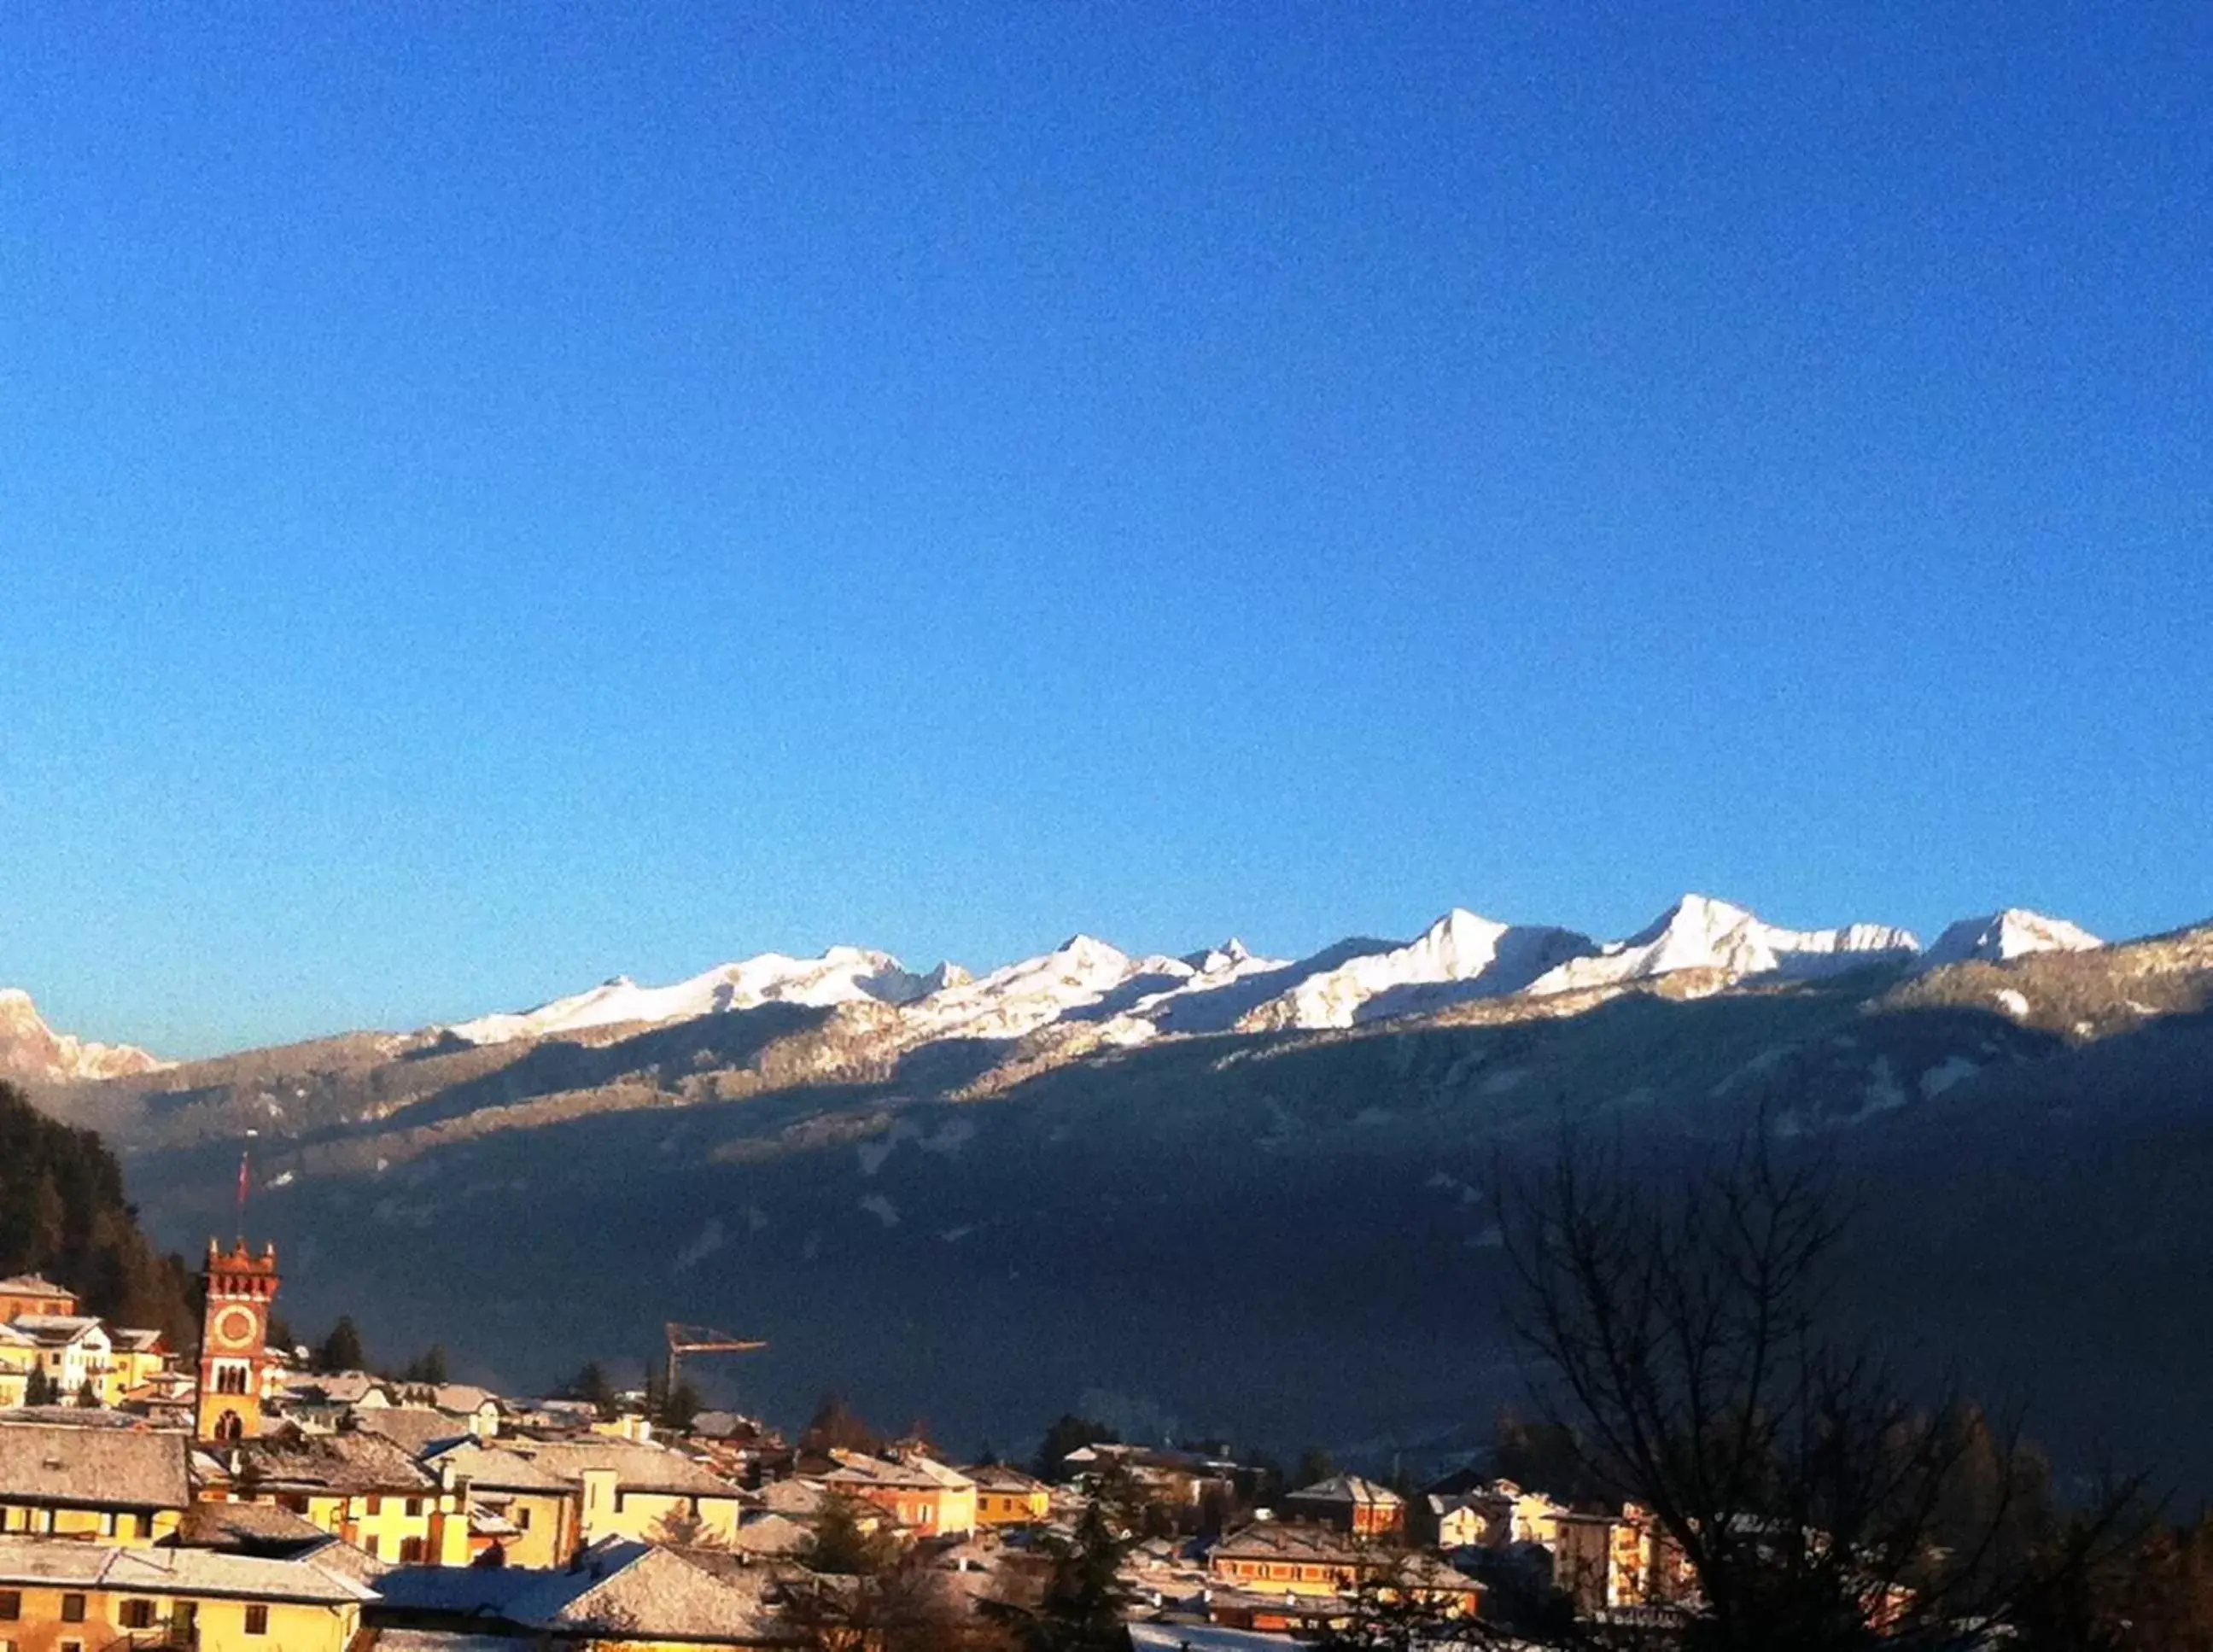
left=420, top=1441, right=582, bottom=1569
left=208, top=1428, right=472, bottom=1566
left=102, top=1332, right=171, bottom=1408
left=492, top=1438, right=745, bottom=1549
left=0, top=1330, right=37, bottom=1410
left=0, top=1422, right=189, bottom=1545
left=966, top=1464, right=1052, bottom=1526
left=0, top=1534, right=373, bottom=1652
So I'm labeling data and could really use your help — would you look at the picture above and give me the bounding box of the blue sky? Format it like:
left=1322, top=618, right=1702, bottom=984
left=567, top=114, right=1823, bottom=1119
left=2, top=3, right=2207, bottom=1057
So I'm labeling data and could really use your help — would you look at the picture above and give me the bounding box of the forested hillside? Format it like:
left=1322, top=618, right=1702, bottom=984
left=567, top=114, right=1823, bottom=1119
left=0, top=1080, right=197, bottom=1346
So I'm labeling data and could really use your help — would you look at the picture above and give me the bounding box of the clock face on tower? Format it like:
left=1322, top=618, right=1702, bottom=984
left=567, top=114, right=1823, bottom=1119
left=213, top=1304, right=261, bottom=1351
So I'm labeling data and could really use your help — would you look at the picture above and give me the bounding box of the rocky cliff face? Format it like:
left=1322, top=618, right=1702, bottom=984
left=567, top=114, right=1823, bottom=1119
left=0, top=988, right=166, bottom=1083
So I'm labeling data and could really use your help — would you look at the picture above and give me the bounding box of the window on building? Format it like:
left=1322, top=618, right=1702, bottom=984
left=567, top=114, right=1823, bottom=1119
left=132, top=1513, right=152, bottom=1539
left=120, top=1601, right=155, bottom=1629
left=0, top=1590, right=20, bottom=1620
left=405, top=1498, right=422, bottom=1517
left=363, top=1536, right=381, bottom=1560
left=399, top=1538, right=425, bottom=1563
left=365, top=1496, right=382, bottom=1516
left=244, top=1605, right=269, bottom=1636
left=60, top=1639, right=82, bottom=1652
left=61, top=1594, right=87, bottom=1622
left=515, top=1508, right=531, bottom=1531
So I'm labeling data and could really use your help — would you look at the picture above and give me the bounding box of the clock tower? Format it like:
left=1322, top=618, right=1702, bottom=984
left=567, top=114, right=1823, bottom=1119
left=196, top=1237, right=280, bottom=1443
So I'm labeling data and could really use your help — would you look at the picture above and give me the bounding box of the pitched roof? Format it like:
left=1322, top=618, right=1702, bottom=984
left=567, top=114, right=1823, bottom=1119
left=422, top=1440, right=577, bottom=1494
left=1286, top=1474, right=1403, bottom=1509
left=0, top=1535, right=377, bottom=1603
left=0, top=1275, right=74, bottom=1299
left=820, top=1451, right=975, bottom=1492
left=498, top=1437, right=740, bottom=1498
left=372, top=1538, right=786, bottom=1643
left=966, top=1463, right=1048, bottom=1494
left=0, top=1419, right=190, bottom=1509
left=177, top=1500, right=336, bottom=1552
left=238, top=1427, right=442, bottom=1494
left=7, top=1316, right=108, bottom=1347
left=353, top=1408, right=476, bottom=1457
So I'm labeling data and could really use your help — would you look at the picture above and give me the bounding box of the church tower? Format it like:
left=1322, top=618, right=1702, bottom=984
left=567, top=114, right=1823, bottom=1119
left=196, top=1238, right=279, bottom=1443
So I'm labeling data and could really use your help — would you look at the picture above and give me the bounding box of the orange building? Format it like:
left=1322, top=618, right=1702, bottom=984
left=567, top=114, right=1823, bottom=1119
left=0, top=1276, right=77, bottom=1323
left=1283, top=1474, right=1405, bottom=1537
left=820, top=1451, right=978, bottom=1538
left=196, top=1240, right=281, bottom=1443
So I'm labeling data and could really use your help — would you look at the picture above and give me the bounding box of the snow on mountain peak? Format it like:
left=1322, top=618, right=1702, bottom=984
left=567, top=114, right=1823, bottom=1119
left=0, top=987, right=167, bottom=1083
left=447, top=945, right=936, bottom=1046
left=1920, top=909, right=2103, bottom=968
left=1529, top=895, right=1919, bottom=996
left=1239, top=909, right=1600, bottom=1030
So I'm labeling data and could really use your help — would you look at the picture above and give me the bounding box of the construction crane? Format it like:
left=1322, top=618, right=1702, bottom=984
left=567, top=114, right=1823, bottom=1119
left=663, top=1322, right=767, bottom=1398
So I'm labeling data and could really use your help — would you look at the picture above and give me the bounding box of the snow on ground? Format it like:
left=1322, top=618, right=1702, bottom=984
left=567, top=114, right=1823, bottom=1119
left=1918, top=1056, right=1982, bottom=1099
left=1994, top=989, right=2032, bottom=1019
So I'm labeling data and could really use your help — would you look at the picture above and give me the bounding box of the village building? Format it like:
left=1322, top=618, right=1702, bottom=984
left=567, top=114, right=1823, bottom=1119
left=818, top=1451, right=977, bottom=1539
left=1206, top=1522, right=1364, bottom=1597
left=368, top=1535, right=789, bottom=1649
left=1060, top=1444, right=1238, bottom=1509
left=0, top=1280, right=77, bottom=1324
left=492, top=1437, right=746, bottom=1548
left=0, top=1534, right=376, bottom=1652
left=0, top=1328, right=38, bottom=1410
left=966, top=1463, right=1052, bottom=1526
left=419, top=1441, right=582, bottom=1568
left=1550, top=1510, right=1617, bottom=1616
left=352, top=1408, right=480, bottom=1459
left=196, top=1241, right=283, bottom=1445
left=1282, top=1474, right=1404, bottom=1537
left=1427, top=1488, right=1513, bottom=1550
left=1204, top=1525, right=1480, bottom=1632
left=7, top=1322, right=113, bottom=1404
left=201, top=1427, right=473, bottom=1566
left=0, top=1421, right=190, bottom=1544
left=102, top=1331, right=171, bottom=1406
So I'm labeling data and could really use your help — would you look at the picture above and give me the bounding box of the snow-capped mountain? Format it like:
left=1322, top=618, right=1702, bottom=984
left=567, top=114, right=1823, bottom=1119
left=0, top=987, right=166, bottom=1083
left=419, top=896, right=2107, bottom=1057
left=1919, top=908, right=2104, bottom=968
left=1527, top=895, right=1921, bottom=997
left=1237, top=909, right=1597, bottom=1030
left=896, top=935, right=1185, bottom=1042
left=447, top=946, right=954, bottom=1046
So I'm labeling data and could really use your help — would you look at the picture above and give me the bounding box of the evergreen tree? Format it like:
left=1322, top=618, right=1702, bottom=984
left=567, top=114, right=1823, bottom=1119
left=23, top=1367, right=55, bottom=1407
left=806, top=1493, right=897, bottom=1576
left=1025, top=1498, right=1128, bottom=1652
left=75, top=1378, right=99, bottom=1407
left=659, top=1378, right=703, bottom=1432
left=567, top=1361, right=617, bottom=1418
left=1293, top=1446, right=1338, bottom=1489
left=0, top=1081, right=196, bottom=1346
left=400, top=1345, right=450, bottom=1385
left=1033, top=1414, right=1118, bottom=1482
left=316, top=1316, right=365, bottom=1373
